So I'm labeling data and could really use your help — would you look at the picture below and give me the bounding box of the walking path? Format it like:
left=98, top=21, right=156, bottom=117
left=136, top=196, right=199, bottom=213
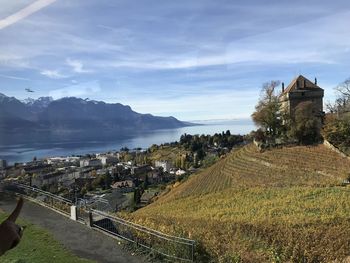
left=0, top=193, right=145, bottom=263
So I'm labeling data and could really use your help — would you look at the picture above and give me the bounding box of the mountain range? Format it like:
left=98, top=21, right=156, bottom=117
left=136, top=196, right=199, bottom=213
left=0, top=93, right=192, bottom=132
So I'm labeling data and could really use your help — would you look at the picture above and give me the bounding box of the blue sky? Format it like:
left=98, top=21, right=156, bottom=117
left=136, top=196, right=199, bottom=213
left=1, top=0, right=350, bottom=121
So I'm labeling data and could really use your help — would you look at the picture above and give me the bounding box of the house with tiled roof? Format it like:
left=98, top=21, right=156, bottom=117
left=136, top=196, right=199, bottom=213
left=280, top=75, right=324, bottom=119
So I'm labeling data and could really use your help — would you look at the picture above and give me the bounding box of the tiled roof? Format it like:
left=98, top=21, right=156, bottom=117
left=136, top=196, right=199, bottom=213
left=283, top=75, right=322, bottom=94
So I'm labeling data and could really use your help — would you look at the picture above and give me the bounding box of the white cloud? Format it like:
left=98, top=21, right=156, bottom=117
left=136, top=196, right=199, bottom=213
left=106, top=88, right=258, bottom=121
left=40, top=69, right=66, bottom=79
left=86, top=10, right=350, bottom=71
left=1, top=0, right=350, bottom=122
left=2, top=2, right=348, bottom=74
left=0, top=0, right=57, bottom=30
left=0, top=73, right=30, bottom=81
left=49, top=81, right=101, bottom=99
left=66, top=58, right=91, bottom=73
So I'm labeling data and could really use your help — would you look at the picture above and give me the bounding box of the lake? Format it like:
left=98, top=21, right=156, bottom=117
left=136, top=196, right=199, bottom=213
left=0, top=119, right=255, bottom=164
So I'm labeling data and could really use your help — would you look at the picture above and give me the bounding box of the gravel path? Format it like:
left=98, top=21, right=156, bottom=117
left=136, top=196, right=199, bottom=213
left=0, top=193, right=145, bottom=263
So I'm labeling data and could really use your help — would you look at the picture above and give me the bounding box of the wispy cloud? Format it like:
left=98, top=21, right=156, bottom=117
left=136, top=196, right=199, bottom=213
left=0, top=0, right=56, bottom=30
left=97, top=24, right=117, bottom=31
left=40, top=69, right=66, bottom=79
left=49, top=81, right=101, bottom=99
left=66, top=58, right=91, bottom=73
left=0, top=73, right=30, bottom=81
left=115, top=88, right=258, bottom=120
left=2, top=0, right=350, bottom=120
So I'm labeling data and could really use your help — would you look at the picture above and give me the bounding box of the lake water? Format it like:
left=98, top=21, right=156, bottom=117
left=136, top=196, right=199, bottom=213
left=0, top=119, right=255, bottom=164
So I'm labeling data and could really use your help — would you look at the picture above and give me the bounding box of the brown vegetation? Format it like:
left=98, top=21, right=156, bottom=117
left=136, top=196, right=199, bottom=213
left=129, top=144, right=350, bottom=262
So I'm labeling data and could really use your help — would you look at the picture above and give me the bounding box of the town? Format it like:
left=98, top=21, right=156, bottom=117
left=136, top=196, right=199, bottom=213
left=0, top=132, right=245, bottom=212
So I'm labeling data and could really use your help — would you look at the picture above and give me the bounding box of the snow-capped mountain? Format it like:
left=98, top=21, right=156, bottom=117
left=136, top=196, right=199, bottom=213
left=0, top=93, right=192, bottom=131
left=22, top=97, right=53, bottom=108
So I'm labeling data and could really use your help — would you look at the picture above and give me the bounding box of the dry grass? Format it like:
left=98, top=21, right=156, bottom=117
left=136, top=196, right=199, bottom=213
left=130, top=144, right=350, bottom=262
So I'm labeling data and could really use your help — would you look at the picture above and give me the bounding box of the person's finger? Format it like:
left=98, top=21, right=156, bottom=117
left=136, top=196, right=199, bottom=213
left=19, top=226, right=26, bottom=237
left=6, top=197, right=24, bottom=223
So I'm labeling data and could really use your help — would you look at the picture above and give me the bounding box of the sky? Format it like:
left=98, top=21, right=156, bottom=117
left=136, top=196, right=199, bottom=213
left=1, top=0, right=350, bottom=121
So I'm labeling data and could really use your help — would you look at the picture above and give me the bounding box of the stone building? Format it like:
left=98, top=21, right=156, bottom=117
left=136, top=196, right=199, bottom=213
left=79, top=158, right=102, bottom=168
left=280, top=75, right=324, bottom=119
left=154, top=160, right=172, bottom=172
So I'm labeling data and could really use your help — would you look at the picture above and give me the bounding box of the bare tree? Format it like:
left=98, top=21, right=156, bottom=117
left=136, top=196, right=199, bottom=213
left=328, top=78, right=350, bottom=114
left=251, top=81, right=281, bottom=137
left=335, top=78, right=350, bottom=98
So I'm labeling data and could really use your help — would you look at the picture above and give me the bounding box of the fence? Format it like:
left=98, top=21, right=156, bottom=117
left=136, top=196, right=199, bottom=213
left=4, top=182, right=73, bottom=216
left=80, top=197, right=113, bottom=212
left=2, top=182, right=196, bottom=262
left=91, top=209, right=195, bottom=262
left=75, top=197, right=113, bottom=222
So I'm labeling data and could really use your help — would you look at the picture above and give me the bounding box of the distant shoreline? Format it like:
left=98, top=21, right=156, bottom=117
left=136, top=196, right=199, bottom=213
left=0, top=120, right=255, bottom=164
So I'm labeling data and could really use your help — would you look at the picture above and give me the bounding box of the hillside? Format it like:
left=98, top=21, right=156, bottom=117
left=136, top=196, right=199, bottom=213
left=132, top=144, right=350, bottom=262
left=148, top=145, right=190, bottom=164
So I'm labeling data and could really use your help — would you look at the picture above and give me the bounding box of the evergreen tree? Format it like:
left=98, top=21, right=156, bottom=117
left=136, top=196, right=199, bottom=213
left=104, top=171, right=112, bottom=189
left=133, top=187, right=141, bottom=204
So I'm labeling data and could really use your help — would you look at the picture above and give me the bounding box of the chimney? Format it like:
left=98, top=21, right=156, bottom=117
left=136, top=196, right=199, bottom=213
left=282, top=82, right=285, bottom=92
left=315, top=77, right=317, bottom=85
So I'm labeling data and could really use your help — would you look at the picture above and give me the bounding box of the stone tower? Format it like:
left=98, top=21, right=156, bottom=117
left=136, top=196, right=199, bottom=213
left=280, top=75, right=324, bottom=119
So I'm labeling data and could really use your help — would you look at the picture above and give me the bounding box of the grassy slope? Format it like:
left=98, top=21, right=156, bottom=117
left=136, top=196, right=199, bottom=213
left=132, top=144, right=350, bottom=262
left=0, top=213, right=95, bottom=263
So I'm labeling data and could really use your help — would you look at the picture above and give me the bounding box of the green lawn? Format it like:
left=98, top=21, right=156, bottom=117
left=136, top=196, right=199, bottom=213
left=0, top=213, right=95, bottom=263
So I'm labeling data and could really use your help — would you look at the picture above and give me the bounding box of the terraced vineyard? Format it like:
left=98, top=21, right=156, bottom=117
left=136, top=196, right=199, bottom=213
left=131, top=144, right=350, bottom=262
left=156, top=144, right=348, bottom=202
left=148, top=145, right=190, bottom=165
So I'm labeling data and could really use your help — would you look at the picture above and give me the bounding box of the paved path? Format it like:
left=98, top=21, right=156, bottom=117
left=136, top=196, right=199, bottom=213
left=0, top=193, right=145, bottom=263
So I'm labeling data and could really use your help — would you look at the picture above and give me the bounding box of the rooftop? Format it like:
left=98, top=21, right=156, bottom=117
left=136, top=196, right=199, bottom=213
left=283, top=75, right=323, bottom=94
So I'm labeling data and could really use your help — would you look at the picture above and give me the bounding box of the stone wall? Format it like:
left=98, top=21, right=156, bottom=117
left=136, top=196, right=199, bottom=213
left=323, top=139, right=350, bottom=159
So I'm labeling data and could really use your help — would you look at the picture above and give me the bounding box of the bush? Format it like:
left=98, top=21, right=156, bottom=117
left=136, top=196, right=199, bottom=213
left=253, top=128, right=266, bottom=142
left=288, top=101, right=322, bottom=144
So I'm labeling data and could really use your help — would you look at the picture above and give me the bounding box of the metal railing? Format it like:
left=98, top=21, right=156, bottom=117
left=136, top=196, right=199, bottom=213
left=4, top=182, right=73, bottom=216
left=76, top=197, right=113, bottom=222
left=83, top=197, right=113, bottom=212
left=91, top=209, right=195, bottom=262
left=3, top=182, right=195, bottom=262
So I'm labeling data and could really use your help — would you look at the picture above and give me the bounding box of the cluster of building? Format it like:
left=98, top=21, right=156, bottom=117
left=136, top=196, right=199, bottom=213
left=0, top=151, right=190, bottom=205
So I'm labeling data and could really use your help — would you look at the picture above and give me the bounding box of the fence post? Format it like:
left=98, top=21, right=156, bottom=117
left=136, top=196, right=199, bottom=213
left=88, top=211, right=93, bottom=227
left=70, top=205, right=77, bottom=221
left=6, top=183, right=197, bottom=262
